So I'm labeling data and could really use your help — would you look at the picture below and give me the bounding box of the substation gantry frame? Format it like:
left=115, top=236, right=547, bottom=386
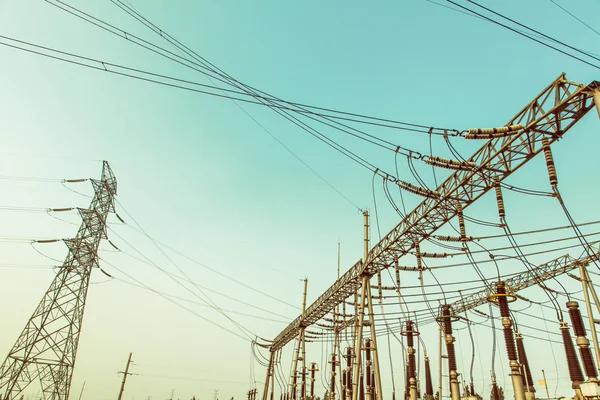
left=262, top=74, right=600, bottom=400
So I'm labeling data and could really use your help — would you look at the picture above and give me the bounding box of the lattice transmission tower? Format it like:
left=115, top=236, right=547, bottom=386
left=0, top=161, right=117, bottom=400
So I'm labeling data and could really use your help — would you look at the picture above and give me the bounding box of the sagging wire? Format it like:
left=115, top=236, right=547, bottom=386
left=61, top=178, right=92, bottom=197
left=394, top=150, right=408, bottom=216
left=372, top=172, right=382, bottom=240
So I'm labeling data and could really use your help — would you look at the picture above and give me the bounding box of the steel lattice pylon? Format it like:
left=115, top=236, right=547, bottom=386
left=0, top=161, right=117, bottom=400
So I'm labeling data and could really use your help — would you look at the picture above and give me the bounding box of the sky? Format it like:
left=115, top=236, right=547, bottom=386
left=0, top=1, right=600, bottom=400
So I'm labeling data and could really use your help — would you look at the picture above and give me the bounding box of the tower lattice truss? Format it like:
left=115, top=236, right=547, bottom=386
left=0, top=161, right=117, bottom=400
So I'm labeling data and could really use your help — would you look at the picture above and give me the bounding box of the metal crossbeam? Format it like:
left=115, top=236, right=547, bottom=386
left=270, top=74, right=600, bottom=351
left=449, top=248, right=600, bottom=315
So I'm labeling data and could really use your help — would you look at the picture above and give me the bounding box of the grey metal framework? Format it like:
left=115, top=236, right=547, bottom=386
left=271, top=74, right=600, bottom=351
left=0, top=161, right=117, bottom=400
left=449, top=249, right=600, bottom=315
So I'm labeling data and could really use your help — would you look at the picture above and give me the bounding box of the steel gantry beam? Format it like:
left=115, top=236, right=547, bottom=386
left=448, top=248, right=600, bottom=316
left=270, top=74, right=600, bottom=351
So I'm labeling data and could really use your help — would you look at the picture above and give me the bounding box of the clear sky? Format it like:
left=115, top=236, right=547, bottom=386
left=1, top=1, right=600, bottom=400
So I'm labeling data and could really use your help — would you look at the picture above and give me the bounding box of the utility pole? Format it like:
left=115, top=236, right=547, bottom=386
left=77, top=382, right=86, bottom=400
left=289, top=279, right=308, bottom=400
left=352, top=211, right=383, bottom=400
left=117, top=353, right=134, bottom=400
left=0, top=161, right=117, bottom=400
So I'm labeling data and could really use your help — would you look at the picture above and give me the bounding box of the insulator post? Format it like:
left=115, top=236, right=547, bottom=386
left=560, top=320, right=585, bottom=388
left=567, top=301, right=598, bottom=380
left=494, top=281, right=526, bottom=400
left=515, top=333, right=535, bottom=394
left=414, top=241, right=422, bottom=270
left=464, top=124, right=523, bottom=139
left=541, top=136, right=558, bottom=187
left=457, top=204, right=466, bottom=240
left=420, top=252, right=448, bottom=258
left=493, top=177, right=505, bottom=220
left=399, top=180, right=440, bottom=199
left=440, top=305, right=460, bottom=400
left=424, top=356, right=434, bottom=396
left=491, top=380, right=500, bottom=400
left=365, top=338, right=372, bottom=398
left=394, top=256, right=401, bottom=290
left=424, top=155, right=476, bottom=171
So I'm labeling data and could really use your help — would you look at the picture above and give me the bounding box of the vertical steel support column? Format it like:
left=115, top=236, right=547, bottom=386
left=352, top=211, right=383, bottom=400
left=438, top=323, right=443, bottom=400
left=263, top=351, right=276, bottom=400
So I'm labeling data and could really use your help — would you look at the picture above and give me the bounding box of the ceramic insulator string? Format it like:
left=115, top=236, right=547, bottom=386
left=542, top=136, right=558, bottom=187
left=494, top=178, right=505, bottom=220
left=464, top=124, right=523, bottom=139
left=423, top=155, right=476, bottom=171
left=398, top=180, right=440, bottom=199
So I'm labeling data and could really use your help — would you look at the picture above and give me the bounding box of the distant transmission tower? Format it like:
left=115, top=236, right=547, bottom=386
left=0, top=161, right=117, bottom=400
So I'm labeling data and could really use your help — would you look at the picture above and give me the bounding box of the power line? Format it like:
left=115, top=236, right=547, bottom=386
left=445, top=0, right=600, bottom=70
left=549, top=0, right=600, bottom=37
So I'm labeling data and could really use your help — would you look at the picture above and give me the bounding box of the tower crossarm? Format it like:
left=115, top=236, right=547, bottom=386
left=270, top=74, right=600, bottom=352
left=449, top=248, right=600, bottom=316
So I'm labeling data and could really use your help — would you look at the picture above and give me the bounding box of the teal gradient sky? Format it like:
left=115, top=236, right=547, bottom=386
left=1, top=1, right=600, bottom=400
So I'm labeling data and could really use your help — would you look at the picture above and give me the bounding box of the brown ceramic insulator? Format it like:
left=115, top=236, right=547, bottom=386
left=406, top=321, right=415, bottom=347
left=405, top=364, right=410, bottom=400
left=330, top=373, right=336, bottom=397
left=491, top=382, right=500, bottom=400
left=360, top=373, right=365, bottom=400
left=515, top=335, right=534, bottom=390
left=457, top=204, right=466, bottom=239
left=494, top=179, right=505, bottom=219
left=495, top=282, right=510, bottom=317
left=580, top=348, right=598, bottom=380
left=441, top=305, right=458, bottom=372
left=560, top=322, right=585, bottom=385
left=371, top=372, right=375, bottom=395
left=342, top=370, right=347, bottom=388
left=566, top=302, right=598, bottom=378
left=424, top=357, right=434, bottom=396
left=541, top=137, right=558, bottom=186
left=406, top=321, right=416, bottom=380
left=495, top=282, right=518, bottom=361
left=346, top=348, right=353, bottom=368
left=567, top=302, right=586, bottom=337
left=442, top=305, right=453, bottom=335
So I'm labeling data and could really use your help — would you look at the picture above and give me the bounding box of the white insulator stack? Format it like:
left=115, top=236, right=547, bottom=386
left=398, top=180, right=440, bottom=199
left=464, top=124, right=523, bottom=139
left=424, top=155, right=476, bottom=171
